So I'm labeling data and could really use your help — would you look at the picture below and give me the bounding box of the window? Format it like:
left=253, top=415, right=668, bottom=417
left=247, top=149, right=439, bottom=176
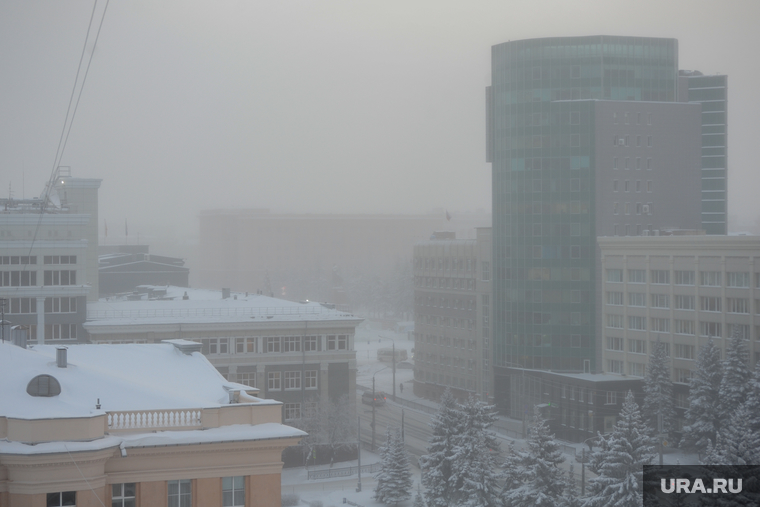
left=613, top=157, right=618, bottom=169
left=7, top=297, right=37, bottom=314
left=235, top=337, right=256, bottom=354
left=629, top=339, right=647, bottom=354
left=267, top=371, right=281, bottom=390
left=674, top=320, right=695, bottom=335
left=606, top=292, right=623, bottom=305
left=606, top=314, right=624, bottom=329
left=606, top=336, right=624, bottom=351
left=607, top=360, right=623, bottom=374
left=236, top=372, right=256, bottom=387
left=636, top=136, right=641, bottom=147
left=305, top=370, right=318, bottom=389
left=628, top=269, right=646, bottom=283
left=168, top=480, right=192, bottom=507
left=629, top=362, right=645, bottom=377
left=675, top=295, right=695, bottom=310
left=201, top=338, right=228, bottom=355
left=727, top=298, right=749, bottom=314
left=45, top=297, right=78, bottom=314
left=47, top=492, right=76, bottom=506
left=675, top=393, right=688, bottom=409
left=628, top=292, right=646, bottom=307
left=728, top=324, right=750, bottom=340
left=45, top=323, right=77, bottom=340
left=700, top=271, right=722, bottom=287
left=0, top=270, right=37, bottom=287
left=674, top=344, right=695, bottom=360
left=674, top=271, right=695, bottom=285
left=605, top=391, right=617, bottom=405
left=44, top=255, right=76, bottom=264
left=284, top=371, right=301, bottom=390
left=674, top=368, right=693, bottom=384
left=624, top=180, right=630, bottom=192
left=606, top=269, right=623, bottom=282
left=284, top=403, right=301, bottom=421
left=651, top=270, right=669, bottom=284
left=628, top=316, right=646, bottom=331
left=613, top=180, right=619, bottom=191
left=265, top=337, right=281, bottom=353
left=283, top=336, right=300, bottom=352
left=700, top=321, right=722, bottom=338
left=112, top=483, right=136, bottom=507
left=613, top=202, right=619, bottom=214
left=43, top=270, right=76, bottom=286
left=303, top=336, right=319, bottom=352
left=647, top=157, right=652, bottom=169
left=727, top=272, right=750, bottom=288
left=482, top=261, right=490, bottom=281
left=701, top=296, right=722, bottom=312
left=647, top=180, right=652, bottom=192
left=651, top=318, right=670, bottom=333
left=651, top=294, right=669, bottom=308
left=636, top=180, right=641, bottom=192
left=223, top=476, right=245, bottom=507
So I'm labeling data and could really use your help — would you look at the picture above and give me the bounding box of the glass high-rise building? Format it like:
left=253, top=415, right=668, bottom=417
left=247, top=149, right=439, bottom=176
left=486, top=36, right=713, bottom=415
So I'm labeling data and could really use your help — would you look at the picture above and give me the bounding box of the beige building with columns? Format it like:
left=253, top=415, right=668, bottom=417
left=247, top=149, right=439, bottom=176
left=0, top=339, right=304, bottom=507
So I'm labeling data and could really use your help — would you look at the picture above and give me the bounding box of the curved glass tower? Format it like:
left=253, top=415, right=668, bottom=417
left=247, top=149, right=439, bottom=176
left=488, top=36, right=685, bottom=413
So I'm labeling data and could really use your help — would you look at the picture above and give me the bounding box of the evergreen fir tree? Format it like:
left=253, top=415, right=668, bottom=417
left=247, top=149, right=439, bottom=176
left=560, top=464, right=582, bottom=507
left=420, top=388, right=464, bottom=507
left=641, top=337, right=676, bottom=435
left=583, top=391, right=655, bottom=507
left=745, top=360, right=760, bottom=435
left=501, top=406, right=565, bottom=507
left=374, top=428, right=412, bottom=505
left=718, top=327, right=751, bottom=419
left=712, top=403, right=760, bottom=465
left=449, top=395, right=501, bottom=507
left=413, top=483, right=426, bottom=507
left=682, top=338, right=723, bottom=452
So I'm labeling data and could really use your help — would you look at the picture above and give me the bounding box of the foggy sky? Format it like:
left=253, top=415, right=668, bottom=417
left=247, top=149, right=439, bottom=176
left=2, top=0, right=759, bottom=249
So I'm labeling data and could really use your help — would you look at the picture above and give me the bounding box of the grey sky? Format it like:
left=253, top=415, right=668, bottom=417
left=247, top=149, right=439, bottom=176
left=1, top=0, right=758, bottom=243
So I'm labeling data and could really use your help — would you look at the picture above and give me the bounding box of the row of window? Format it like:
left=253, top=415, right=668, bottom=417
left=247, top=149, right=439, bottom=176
left=606, top=269, right=756, bottom=287
left=416, top=353, right=478, bottom=371
left=195, top=335, right=349, bottom=355
left=605, top=337, right=695, bottom=359
left=0, top=270, right=79, bottom=286
left=414, top=256, right=477, bottom=272
left=612, top=134, right=653, bottom=148
left=606, top=292, right=753, bottom=313
left=414, top=276, right=477, bottom=290
left=267, top=370, right=318, bottom=391
left=606, top=359, right=694, bottom=383
left=613, top=179, right=653, bottom=192
left=420, top=314, right=476, bottom=330
left=0, top=255, right=37, bottom=265
left=613, top=202, right=652, bottom=215
left=605, top=315, right=751, bottom=339
left=613, top=111, right=653, bottom=126
left=415, top=294, right=477, bottom=310
left=418, top=333, right=477, bottom=351
left=43, top=255, right=76, bottom=264
left=46, top=478, right=244, bottom=507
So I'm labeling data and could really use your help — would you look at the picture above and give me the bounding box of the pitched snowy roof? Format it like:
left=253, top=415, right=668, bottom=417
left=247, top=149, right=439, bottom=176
left=86, top=285, right=361, bottom=326
left=0, top=341, right=279, bottom=420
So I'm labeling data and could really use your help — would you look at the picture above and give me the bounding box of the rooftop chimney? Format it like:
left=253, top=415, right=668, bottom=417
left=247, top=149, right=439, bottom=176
left=222, top=288, right=231, bottom=299
left=56, top=346, right=68, bottom=368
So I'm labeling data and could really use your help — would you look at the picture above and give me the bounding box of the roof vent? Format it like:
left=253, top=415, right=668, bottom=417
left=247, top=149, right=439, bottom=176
left=222, top=288, right=231, bottom=299
left=56, top=346, right=68, bottom=368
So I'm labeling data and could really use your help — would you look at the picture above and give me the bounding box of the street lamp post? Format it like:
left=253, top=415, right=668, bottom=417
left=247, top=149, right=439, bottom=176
left=382, top=335, right=397, bottom=402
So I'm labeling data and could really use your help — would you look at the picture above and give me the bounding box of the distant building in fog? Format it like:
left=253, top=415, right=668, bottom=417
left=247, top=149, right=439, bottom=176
left=196, top=209, right=490, bottom=309
left=0, top=168, right=100, bottom=345
left=412, top=228, right=492, bottom=402
left=85, top=285, right=362, bottom=421
left=99, top=244, right=189, bottom=295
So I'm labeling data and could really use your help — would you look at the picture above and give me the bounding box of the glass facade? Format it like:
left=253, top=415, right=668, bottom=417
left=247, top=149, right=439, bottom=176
left=490, top=36, right=679, bottom=412
left=686, top=74, right=728, bottom=235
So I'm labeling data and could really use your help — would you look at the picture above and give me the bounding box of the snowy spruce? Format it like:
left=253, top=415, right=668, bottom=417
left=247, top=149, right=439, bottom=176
left=375, top=427, right=413, bottom=505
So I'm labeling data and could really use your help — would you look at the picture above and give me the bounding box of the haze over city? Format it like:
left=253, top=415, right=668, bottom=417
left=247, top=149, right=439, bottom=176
left=2, top=0, right=759, bottom=250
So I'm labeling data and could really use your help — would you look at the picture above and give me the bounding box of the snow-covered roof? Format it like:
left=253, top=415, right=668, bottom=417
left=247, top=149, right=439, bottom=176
left=0, top=424, right=306, bottom=456
left=0, top=341, right=279, bottom=420
left=86, top=285, right=361, bottom=326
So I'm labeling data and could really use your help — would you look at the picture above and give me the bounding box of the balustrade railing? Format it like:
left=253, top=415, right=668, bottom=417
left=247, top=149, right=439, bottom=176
left=107, top=409, right=202, bottom=431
